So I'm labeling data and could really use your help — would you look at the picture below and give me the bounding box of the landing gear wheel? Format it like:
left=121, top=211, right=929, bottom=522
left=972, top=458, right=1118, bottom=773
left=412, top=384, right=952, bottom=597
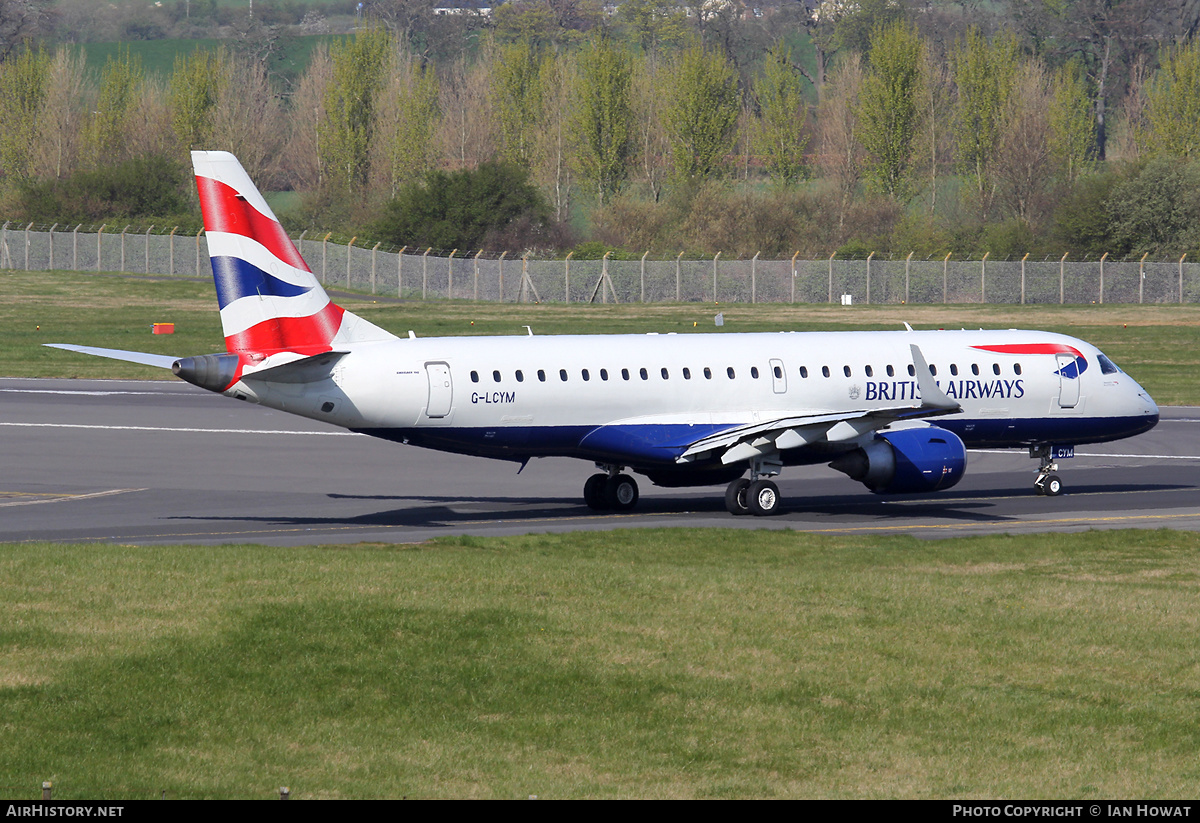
left=604, top=474, right=639, bottom=511
left=584, top=473, right=608, bottom=510
left=725, top=478, right=751, bottom=515
left=1043, top=474, right=1063, bottom=496
left=747, top=479, right=781, bottom=516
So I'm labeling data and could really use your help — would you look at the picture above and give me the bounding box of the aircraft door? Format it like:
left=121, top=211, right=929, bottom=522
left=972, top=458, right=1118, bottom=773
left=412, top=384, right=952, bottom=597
left=769, top=358, right=787, bottom=394
left=425, top=362, right=453, bottom=418
left=1056, top=354, right=1079, bottom=408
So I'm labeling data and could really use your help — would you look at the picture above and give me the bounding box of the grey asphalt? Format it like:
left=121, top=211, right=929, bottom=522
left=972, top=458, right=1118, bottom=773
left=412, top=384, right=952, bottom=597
left=2, top=377, right=1198, bottom=546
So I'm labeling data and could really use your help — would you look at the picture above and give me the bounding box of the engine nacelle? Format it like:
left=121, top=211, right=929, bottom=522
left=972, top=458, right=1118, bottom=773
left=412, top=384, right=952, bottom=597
left=829, top=426, right=967, bottom=494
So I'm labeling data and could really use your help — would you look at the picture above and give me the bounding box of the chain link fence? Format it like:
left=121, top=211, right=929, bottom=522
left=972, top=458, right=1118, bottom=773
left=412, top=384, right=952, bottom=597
left=4, top=222, right=1198, bottom=304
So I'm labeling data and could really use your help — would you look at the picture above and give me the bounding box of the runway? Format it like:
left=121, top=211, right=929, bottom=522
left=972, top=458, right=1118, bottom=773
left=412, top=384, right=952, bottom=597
left=2, top=377, right=1198, bottom=546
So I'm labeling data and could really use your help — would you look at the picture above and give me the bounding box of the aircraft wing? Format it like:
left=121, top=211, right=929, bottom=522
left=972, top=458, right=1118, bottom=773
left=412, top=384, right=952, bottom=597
left=44, top=344, right=177, bottom=370
left=677, top=344, right=960, bottom=465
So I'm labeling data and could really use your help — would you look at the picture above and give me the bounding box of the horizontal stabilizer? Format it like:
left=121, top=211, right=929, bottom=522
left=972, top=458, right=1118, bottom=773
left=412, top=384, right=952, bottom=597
left=239, top=351, right=349, bottom=384
left=45, top=344, right=177, bottom=370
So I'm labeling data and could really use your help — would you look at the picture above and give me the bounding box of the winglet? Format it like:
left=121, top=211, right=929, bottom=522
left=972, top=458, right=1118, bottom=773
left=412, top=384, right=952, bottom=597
left=910, top=344, right=959, bottom=412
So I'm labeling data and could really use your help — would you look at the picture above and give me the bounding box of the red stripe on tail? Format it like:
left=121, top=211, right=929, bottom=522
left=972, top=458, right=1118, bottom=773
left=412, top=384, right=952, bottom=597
left=196, top=176, right=310, bottom=272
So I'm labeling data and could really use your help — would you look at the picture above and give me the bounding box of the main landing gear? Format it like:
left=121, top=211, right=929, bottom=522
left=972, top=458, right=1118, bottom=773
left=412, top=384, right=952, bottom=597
left=584, top=466, right=639, bottom=512
left=1031, top=445, right=1063, bottom=496
left=724, top=454, right=784, bottom=516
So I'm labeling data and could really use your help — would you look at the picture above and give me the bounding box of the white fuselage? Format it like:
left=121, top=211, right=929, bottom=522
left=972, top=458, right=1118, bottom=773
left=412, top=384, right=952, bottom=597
left=225, top=328, right=1159, bottom=477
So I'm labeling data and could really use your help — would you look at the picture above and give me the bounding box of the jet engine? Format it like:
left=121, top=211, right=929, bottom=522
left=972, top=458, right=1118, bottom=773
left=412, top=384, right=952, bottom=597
left=829, top=427, right=967, bottom=494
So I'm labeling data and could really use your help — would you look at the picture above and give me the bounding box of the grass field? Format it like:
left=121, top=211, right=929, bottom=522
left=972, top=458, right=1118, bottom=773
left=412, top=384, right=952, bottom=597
left=2, top=530, right=1199, bottom=799
left=5, top=270, right=1198, bottom=404
left=4, top=271, right=1199, bottom=798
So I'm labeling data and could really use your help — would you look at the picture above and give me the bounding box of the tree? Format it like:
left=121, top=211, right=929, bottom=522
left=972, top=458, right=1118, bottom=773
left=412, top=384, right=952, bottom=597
left=752, top=40, right=809, bottom=187
left=616, top=0, right=687, bottom=61
left=169, top=47, right=224, bottom=151
left=85, top=48, right=145, bottom=166
left=1049, top=59, right=1097, bottom=182
left=662, top=45, right=741, bottom=182
left=570, top=34, right=634, bottom=206
left=320, top=26, right=391, bottom=196
left=373, top=47, right=440, bottom=199
left=952, top=27, right=1019, bottom=218
left=0, top=43, right=48, bottom=184
left=855, top=21, right=925, bottom=198
left=817, top=53, right=864, bottom=231
left=491, top=37, right=545, bottom=166
left=0, top=0, right=48, bottom=64
left=993, top=60, right=1054, bottom=225
left=1107, top=155, right=1200, bottom=256
left=1142, top=38, right=1200, bottom=160
left=31, top=46, right=88, bottom=181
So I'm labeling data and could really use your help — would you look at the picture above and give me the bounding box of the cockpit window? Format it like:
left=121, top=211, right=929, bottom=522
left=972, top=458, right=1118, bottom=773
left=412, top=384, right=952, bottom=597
left=1097, top=353, right=1121, bottom=375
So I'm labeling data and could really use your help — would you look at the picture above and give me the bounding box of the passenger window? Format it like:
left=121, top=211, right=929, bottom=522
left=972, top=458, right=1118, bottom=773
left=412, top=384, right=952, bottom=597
left=822, top=366, right=830, bottom=378
left=704, top=367, right=712, bottom=379
left=600, top=368, right=609, bottom=381
left=843, top=365, right=851, bottom=377
left=773, top=365, right=782, bottom=379
left=538, top=369, right=546, bottom=382
left=1014, top=363, right=1023, bottom=375
left=950, top=364, right=958, bottom=376
left=751, top=366, right=759, bottom=379
left=493, top=370, right=501, bottom=382
left=640, top=368, right=648, bottom=380
left=559, top=369, right=568, bottom=382
left=865, top=365, right=873, bottom=377
left=993, top=363, right=1001, bottom=375
left=582, top=369, right=590, bottom=381
left=971, top=364, right=980, bottom=375
left=622, top=368, right=630, bottom=380
left=661, top=368, right=669, bottom=379
left=471, top=371, right=479, bottom=383
left=799, top=366, right=808, bottom=378
left=683, top=367, right=691, bottom=380
left=907, top=364, right=916, bottom=377
left=516, top=370, right=524, bottom=382
left=886, top=364, right=894, bottom=377
left=929, top=364, right=938, bottom=376
left=727, top=367, right=736, bottom=379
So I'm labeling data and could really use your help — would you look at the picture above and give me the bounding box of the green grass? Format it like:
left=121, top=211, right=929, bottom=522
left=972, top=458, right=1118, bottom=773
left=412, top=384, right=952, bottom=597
left=8, top=270, right=1199, bottom=404
left=1, top=530, right=1199, bottom=799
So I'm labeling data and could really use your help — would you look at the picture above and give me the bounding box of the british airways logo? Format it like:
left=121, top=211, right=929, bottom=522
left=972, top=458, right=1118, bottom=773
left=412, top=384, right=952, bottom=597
left=864, top=379, right=1025, bottom=402
left=971, top=343, right=1088, bottom=379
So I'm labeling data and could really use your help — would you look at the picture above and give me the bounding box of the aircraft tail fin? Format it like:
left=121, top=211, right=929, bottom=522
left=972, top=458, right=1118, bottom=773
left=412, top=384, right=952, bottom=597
left=192, top=150, right=395, bottom=355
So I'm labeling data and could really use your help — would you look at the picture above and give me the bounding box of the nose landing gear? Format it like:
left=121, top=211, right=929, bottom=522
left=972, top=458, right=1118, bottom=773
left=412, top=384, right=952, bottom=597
left=1031, top=445, right=1064, bottom=496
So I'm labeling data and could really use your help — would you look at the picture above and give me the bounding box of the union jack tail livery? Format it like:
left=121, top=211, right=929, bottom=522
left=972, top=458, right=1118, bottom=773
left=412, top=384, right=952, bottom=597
left=192, top=150, right=395, bottom=356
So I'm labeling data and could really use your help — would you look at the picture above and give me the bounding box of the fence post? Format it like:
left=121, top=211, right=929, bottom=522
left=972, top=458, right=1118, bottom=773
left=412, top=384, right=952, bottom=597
left=196, top=227, right=203, bottom=275
left=73, top=224, right=80, bottom=271
left=145, top=226, right=153, bottom=273
left=25, top=222, right=32, bottom=271
left=865, top=251, right=873, bottom=305
left=120, top=225, right=129, bottom=272
left=48, top=223, right=57, bottom=269
left=564, top=251, right=573, bottom=302
left=298, top=230, right=307, bottom=264
left=346, top=236, right=356, bottom=288
left=98, top=224, right=105, bottom=271
left=1139, top=252, right=1147, bottom=304
left=169, top=227, right=177, bottom=276
left=398, top=245, right=406, bottom=297
left=828, top=252, right=835, bottom=304
left=1059, top=252, right=1067, bottom=304
left=713, top=251, right=721, bottom=303
left=475, top=249, right=482, bottom=301
left=498, top=251, right=507, bottom=301
left=1180, top=254, right=1187, bottom=304
left=1021, top=252, right=1028, bottom=304
left=448, top=249, right=457, bottom=299
left=1099, top=251, right=1107, bottom=304
left=371, top=241, right=381, bottom=294
left=792, top=251, right=800, bottom=304
left=641, top=250, right=649, bottom=303
left=943, top=252, right=951, bottom=303
left=422, top=247, right=431, bottom=300
left=904, top=251, right=912, bottom=303
left=751, top=251, right=759, bottom=303
left=322, top=232, right=330, bottom=283
left=676, top=251, right=684, bottom=302
left=980, top=251, right=988, bottom=303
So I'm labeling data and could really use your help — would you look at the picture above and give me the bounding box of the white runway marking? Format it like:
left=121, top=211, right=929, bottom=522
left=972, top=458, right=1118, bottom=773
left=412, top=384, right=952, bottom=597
left=0, top=421, right=360, bottom=437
